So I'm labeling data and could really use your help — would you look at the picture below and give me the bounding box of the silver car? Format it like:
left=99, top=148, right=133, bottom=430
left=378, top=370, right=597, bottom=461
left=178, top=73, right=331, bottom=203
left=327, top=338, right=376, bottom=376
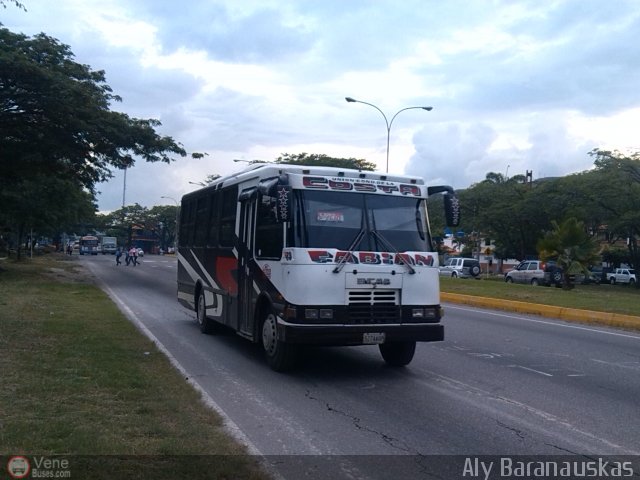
left=439, top=257, right=481, bottom=279
left=504, top=260, right=548, bottom=286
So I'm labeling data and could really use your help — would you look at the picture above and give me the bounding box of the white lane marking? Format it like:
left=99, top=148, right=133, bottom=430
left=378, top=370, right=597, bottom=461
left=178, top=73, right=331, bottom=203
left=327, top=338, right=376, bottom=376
left=591, top=358, right=640, bottom=371
left=85, top=260, right=268, bottom=461
left=467, top=352, right=514, bottom=359
left=409, top=368, right=639, bottom=454
left=102, top=283, right=264, bottom=456
left=508, top=365, right=553, bottom=377
left=445, top=304, right=640, bottom=340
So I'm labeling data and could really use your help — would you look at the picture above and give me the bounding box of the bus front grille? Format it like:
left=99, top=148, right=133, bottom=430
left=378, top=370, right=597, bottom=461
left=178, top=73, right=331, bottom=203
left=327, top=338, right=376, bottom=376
left=347, top=290, right=400, bottom=324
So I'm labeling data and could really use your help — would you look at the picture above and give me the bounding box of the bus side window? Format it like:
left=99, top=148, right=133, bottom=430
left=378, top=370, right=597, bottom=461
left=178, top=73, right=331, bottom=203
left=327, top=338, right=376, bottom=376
left=194, top=196, right=209, bottom=247
left=255, top=193, right=283, bottom=259
left=180, top=200, right=195, bottom=247
left=219, top=186, right=238, bottom=247
left=207, top=192, right=219, bottom=247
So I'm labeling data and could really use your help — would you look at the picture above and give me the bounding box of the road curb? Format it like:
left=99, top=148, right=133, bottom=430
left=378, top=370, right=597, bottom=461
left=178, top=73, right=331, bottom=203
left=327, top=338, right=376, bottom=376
left=441, top=292, right=640, bottom=331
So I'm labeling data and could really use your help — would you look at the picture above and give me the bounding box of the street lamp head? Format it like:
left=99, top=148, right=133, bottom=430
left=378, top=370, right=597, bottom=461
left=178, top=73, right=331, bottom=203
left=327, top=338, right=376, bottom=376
left=422, top=106, right=433, bottom=111
left=234, top=159, right=266, bottom=164
left=160, top=195, right=179, bottom=205
left=345, top=97, right=357, bottom=103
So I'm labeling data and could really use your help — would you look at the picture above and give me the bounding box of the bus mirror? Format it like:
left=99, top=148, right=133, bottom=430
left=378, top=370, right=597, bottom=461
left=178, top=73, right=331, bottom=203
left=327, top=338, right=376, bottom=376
left=444, top=193, right=460, bottom=227
left=258, top=178, right=279, bottom=196
left=427, top=185, right=453, bottom=197
left=275, top=185, right=292, bottom=222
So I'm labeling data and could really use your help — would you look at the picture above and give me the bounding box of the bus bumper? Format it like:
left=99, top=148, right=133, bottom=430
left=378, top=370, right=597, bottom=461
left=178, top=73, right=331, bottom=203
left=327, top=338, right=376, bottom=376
left=276, top=320, right=444, bottom=346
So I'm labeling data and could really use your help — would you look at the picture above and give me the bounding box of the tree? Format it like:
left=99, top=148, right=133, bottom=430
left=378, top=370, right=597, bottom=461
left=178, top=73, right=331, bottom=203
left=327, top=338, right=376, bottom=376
left=147, top=205, right=178, bottom=251
left=0, top=27, right=191, bottom=258
left=459, top=173, right=552, bottom=262
left=275, top=152, right=376, bottom=171
left=0, top=174, right=96, bottom=258
left=95, top=203, right=179, bottom=252
left=0, top=1, right=25, bottom=9
left=584, top=149, right=640, bottom=280
left=0, top=28, right=187, bottom=190
left=537, top=217, right=600, bottom=290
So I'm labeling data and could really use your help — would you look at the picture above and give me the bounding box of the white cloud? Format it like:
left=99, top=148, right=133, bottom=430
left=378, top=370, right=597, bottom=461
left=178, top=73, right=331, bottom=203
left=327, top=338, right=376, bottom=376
left=2, top=0, right=640, bottom=212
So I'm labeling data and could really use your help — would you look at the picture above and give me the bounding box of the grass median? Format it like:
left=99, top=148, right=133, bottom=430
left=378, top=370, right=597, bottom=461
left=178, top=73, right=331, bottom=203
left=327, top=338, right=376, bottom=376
left=0, top=254, right=270, bottom=479
left=440, top=274, right=640, bottom=318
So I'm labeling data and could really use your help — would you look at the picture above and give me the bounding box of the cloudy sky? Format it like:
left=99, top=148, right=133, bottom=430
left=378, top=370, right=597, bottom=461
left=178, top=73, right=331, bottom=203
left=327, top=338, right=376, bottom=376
left=4, top=0, right=640, bottom=212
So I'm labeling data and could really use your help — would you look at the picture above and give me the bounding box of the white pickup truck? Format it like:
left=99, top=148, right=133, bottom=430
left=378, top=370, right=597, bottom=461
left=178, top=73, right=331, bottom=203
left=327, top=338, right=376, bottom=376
left=606, top=268, right=636, bottom=285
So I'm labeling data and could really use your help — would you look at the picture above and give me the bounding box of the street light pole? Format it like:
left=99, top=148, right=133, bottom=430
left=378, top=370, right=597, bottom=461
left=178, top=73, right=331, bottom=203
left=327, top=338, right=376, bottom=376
left=160, top=196, right=179, bottom=251
left=345, top=97, right=433, bottom=173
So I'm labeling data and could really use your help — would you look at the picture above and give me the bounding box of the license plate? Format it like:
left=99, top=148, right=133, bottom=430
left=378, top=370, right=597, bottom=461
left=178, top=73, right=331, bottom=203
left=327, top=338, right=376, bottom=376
left=363, top=332, right=386, bottom=344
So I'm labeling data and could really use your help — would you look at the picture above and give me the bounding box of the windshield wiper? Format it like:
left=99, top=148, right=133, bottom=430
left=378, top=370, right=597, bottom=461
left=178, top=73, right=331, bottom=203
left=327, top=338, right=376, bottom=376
left=332, top=228, right=366, bottom=274
left=370, top=230, right=416, bottom=274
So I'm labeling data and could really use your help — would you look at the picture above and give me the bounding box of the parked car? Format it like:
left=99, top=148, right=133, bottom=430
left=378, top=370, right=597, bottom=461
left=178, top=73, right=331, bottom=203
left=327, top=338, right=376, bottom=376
left=589, top=266, right=611, bottom=284
left=439, top=257, right=481, bottom=279
left=505, top=260, right=561, bottom=286
left=606, top=268, right=636, bottom=285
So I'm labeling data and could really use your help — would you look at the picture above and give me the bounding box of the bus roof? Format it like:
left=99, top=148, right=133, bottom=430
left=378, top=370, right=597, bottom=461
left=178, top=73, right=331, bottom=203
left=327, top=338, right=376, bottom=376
left=182, top=163, right=426, bottom=202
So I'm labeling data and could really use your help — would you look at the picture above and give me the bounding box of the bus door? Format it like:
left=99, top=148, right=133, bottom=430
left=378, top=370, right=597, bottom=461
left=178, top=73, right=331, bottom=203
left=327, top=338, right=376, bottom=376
left=237, top=191, right=256, bottom=336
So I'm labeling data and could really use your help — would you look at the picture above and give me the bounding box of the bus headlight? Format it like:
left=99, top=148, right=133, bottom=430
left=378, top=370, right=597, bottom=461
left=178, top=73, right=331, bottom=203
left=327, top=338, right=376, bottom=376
left=319, top=309, right=333, bottom=319
left=412, top=308, right=438, bottom=319
left=304, top=308, right=334, bottom=320
left=305, top=309, right=319, bottom=319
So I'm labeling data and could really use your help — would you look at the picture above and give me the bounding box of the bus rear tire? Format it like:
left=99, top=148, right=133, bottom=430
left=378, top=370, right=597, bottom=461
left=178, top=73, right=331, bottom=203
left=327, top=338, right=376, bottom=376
left=197, top=290, right=218, bottom=335
left=261, top=311, right=297, bottom=372
left=379, top=341, right=416, bottom=367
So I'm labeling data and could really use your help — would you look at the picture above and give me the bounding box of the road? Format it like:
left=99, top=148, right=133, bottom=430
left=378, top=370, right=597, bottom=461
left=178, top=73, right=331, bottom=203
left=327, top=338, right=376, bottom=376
left=81, top=253, right=640, bottom=478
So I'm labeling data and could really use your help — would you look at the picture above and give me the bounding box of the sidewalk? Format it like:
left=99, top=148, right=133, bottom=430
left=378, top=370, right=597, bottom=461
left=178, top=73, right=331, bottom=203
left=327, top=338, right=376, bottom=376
left=441, top=292, right=640, bottom=332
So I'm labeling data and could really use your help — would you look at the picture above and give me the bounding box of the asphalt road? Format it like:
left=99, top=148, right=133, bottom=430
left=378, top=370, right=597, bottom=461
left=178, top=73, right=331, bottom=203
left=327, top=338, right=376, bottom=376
left=81, top=253, right=640, bottom=479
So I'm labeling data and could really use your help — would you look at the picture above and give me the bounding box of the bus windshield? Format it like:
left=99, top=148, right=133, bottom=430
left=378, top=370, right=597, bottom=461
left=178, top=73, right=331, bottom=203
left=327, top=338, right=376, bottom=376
left=292, top=190, right=431, bottom=252
left=80, top=236, right=99, bottom=246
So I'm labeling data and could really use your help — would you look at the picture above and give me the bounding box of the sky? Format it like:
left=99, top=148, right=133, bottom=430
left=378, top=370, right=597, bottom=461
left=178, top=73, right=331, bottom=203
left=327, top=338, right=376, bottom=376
left=3, top=0, right=640, bottom=212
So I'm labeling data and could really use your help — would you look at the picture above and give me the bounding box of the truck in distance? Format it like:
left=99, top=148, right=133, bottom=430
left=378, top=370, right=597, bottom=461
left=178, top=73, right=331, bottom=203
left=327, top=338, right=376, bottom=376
left=100, top=236, right=117, bottom=255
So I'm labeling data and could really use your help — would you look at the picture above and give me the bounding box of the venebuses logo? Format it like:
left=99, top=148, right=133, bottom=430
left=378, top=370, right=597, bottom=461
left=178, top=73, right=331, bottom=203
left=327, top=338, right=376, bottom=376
left=7, top=456, right=30, bottom=479
left=6, top=455, right=71, bottom=479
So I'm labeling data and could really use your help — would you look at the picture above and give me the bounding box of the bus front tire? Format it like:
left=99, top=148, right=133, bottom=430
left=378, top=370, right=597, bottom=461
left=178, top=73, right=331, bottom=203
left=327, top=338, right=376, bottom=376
left=197, top=290, right=218, bottom=335
left=261, top=311, right=297, bottom=372
left=379, top=341, right=416, bottom=367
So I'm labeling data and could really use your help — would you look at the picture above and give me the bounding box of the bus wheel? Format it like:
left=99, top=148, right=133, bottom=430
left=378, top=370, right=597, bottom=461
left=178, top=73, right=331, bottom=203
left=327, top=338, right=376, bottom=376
left=261, top=311, right=297, bottom=372
left=196, top=290, right=218, bottom=335
left=379, top=341, right=416, bottom=367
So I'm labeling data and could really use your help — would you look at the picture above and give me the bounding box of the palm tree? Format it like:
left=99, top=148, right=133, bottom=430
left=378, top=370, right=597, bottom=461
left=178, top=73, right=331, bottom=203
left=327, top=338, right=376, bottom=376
left=537, top=217, right=600, bottom=289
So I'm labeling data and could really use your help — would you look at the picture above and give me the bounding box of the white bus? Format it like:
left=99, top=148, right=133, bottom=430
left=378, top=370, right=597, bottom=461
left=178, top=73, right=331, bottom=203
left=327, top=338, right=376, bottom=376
left=79, top=235, right=100, bottom=255
left=177, top=164, right=460, bottom=371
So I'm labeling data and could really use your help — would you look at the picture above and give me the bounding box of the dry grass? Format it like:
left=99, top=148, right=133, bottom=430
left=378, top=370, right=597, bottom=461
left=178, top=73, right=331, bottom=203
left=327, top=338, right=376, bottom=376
left=0, top=255, right=270, bottom=479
